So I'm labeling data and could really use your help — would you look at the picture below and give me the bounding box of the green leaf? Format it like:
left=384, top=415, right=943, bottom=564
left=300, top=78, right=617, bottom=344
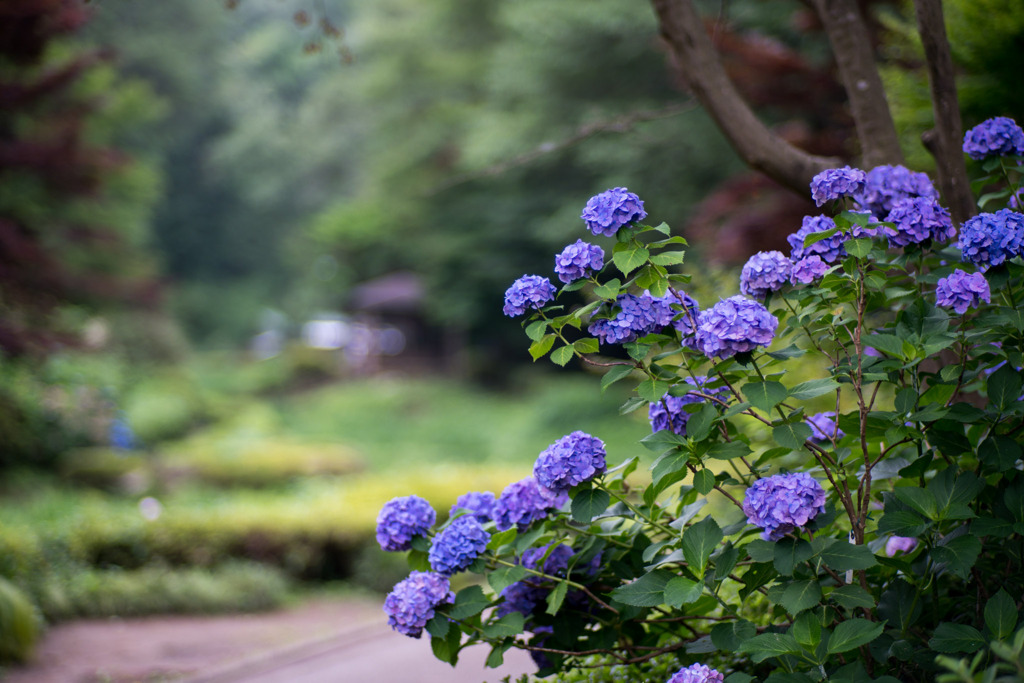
left=989, top=365, right=1023, bottom=410
left=779, top=579, right=822, bottom=614
left=528, top=334, right=555, bottom=361
left=550, top=344, right=575, bottom=367
left=819, top=541, right=878, bottom=571
left=431, top=634, right=455, bottom=663
left=893, top=487, right=938, bottom=520
left=449, top=585, right=490, bottom=619
left=877, top=509, right=931, bottom=537
left=525, top=320, right=547, bottom=342
left=686, top=403, right=719, bottom=442
left=693, top=468, right=715, bottom=495
left=610, top=569, right=673, bottom=607
left=664, top=576, right=704, bottom=607
left=650, top=250, right=686, bottom=266
left=742, top=380, right=788, bottom=413
left=612, top=245, right=650, bottom=276
left=573, top=338, right=600, bottom=355
left=593, top=278, right=622, bottom=300
left=985, top=589, right=1018, bottom=640
left=830, top=585, right=876, bottom=610
left=774, top=538, right=814, bottom=576
left=571, top=488, right=610, bottom=523
left=487, top=528, right=517, bottom=552
left=637, top=378, right=672, bottom=403
left=791, top=611, right=823, bottom=649
left=1005, top=479, right=1024, bottom=523
left=929, top=622, right=986, bottom=653
left=788, top=378, right=841, bottom=401
left=746, top=539, right=776, bottom=562
left=488, top=565, right=526, bottom=595
left=426, top=614, right=453, bottom=638
left=827, top=618, right=885, bottom=654
left=482, top=612, right=525, bottom=639
left=485, top=642, right=511, bottom=668
left=711, top=620, right=758, bottom=652
left=773, top=421, right=812, bottom=451
left=707, top=440, right=752, bottom=460
left=601, top=364, right=635, bottom=391
left=738, top=632, right=802, bottom=663
left=682, top=516, right=724, bottom=577
left=979, top=435, right=1023, bottom=473
left=931, top=534, right=982, bottom=579
left=545, top=581, right=569, bottom=616
left=845, top=237, right=873, bottom=258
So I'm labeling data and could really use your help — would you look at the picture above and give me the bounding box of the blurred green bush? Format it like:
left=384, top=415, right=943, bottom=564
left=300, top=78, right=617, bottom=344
left=0, top=577, right=40, bottom=664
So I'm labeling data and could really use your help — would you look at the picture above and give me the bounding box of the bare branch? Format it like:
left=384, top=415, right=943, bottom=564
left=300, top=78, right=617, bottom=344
left=650, top=0, right=841, bottom=196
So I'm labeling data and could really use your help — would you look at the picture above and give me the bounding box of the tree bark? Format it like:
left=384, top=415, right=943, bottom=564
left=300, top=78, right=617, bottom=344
left=810, top=0, right=904, bottom=168
left=911, top=0, right=975, bottom=225
left=650, top=0, right=840, bottom=196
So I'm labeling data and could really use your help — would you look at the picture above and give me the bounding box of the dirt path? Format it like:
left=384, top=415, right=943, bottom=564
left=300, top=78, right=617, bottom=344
left=4, top=597, right=535, bottom=683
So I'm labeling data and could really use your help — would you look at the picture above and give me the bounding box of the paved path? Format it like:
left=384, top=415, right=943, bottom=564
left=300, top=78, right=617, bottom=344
left=6, top=597, right=535, bottom=683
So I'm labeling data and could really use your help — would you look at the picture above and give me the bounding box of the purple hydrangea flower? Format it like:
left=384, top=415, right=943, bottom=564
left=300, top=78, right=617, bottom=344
left=503, top=275, right=556, bottom=317
left=581, top=187, right=647, bottom=237
left=790, top=255, right=830, bottom=285
left=555, top=239, right=605, bottom=284
left=1011, top=188, right=1024, bottom=211
left=810, top=166, right=867, bottom=207
left=497, top=580, right=546, bottom=617
left=740, top=251, right=792, bottom=300
left=493, top=477, right=568, bottom=531
left=936, top=269, right=991, bottom=314
left=963, top=117, right=1024, bottom=160
left=885, top=536, right=918, bottom=557
left=788, top=215, right=847, bottom=264
left=376, top=495, right=436, bottom=552
left=533, top=431, right=607, bottom=492
left=959, top=209, right=1024, bottom=270
left=806, top=411, right=844, bottom=443
left=696, top=296, right=778, bottom=359
left=884, top=197, right=955, bottom=247
left=383, top=571, right=455, bottom=638
left=649, top=376, right=730, bottom=435
left=742, top=472, right=827, bottom=541
left=588, top=291, right=674, bottom=345
left=854, top=164, right=939, bottom=217
left=428, top=515, right=491, bottom=576
left=522, top=543, right=576, bottom=576
left=668, top=290, right=701, bottom=348
left=667, top=663, right=725, bottom=683
left=449, top=491, right=496, bottom=523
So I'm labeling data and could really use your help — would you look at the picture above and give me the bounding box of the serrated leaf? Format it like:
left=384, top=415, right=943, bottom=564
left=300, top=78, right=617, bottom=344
left=989, top=365, right=1023, bottom=410
left=610, top=569, right=672, bottom=607
left=893, top=487, right=938, bottom=520
left=819, top=541, right=877, bottom=571
left=742, top=380, right=788, bottom=413
left=931, top=534, right=982, bottom=579
left=593, top=278, right=621, bottom=300
left=985, top=589, right=1018, bottom=640
left=601, top=364, right=635, bottom=391
left=650, top=250, right=686, bottom=266
left=827, top=618, right=885, bottom=654
left=426, top=614, right=453, bottom=638
left=612, top=246, right=650, bottom=276
left=550, top=344, right=575, bottom=367
left=877, top=509, right=931, bottom=537
left=488, top=565, right=526, bottom=595
left=487, top=527, right=517, bottom=552
left=686, top=403, right=719, bottom=442
left=830, top=585, right=876, bottom=610
left=693, top=468, right=715, bottom=495
left=573, top=338, right=600, bottom=355
left=482, top=612, right=525, bottom=639
left=929, top=622, right=986, bottom=653
left=571, top=488, right=610, bottom=523
left=708, top=441, right=751, bottom=460
left=738, top=632, right=802, bottom=662
left=682, top=516, right=724, bottom=577
left=788, top=378, right=841, bottom=400
left=711, top=620, right=757, bottom=652
left=774, top=537, right=814, bottom=576
left=746, top=539, right=776, bottom=562
left=773, top=422, right=812, bottom=451
left=529, top=335, right=556, bottom=361
left=525, top=320, right=547, bottom=342
left=979, top=435, right=1023, bottom=472
left=791, top=611, right=822, bottom=649
left=545, top=581, right=569, bottom=616
left=485, top=642, right=511, bottom=668
left=637, top=378, right=672, bottom=403
left=449, top=585, right=490, bottom=619
left=665, top=576, right=704, bottom=607
left=779, top=579, right=822, bottom=614
left=845, top=238, right=873, bottom=258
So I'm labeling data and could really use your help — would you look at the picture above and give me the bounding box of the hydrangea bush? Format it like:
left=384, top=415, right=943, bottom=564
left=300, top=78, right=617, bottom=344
left=377, top=117, right=1024, bottom=682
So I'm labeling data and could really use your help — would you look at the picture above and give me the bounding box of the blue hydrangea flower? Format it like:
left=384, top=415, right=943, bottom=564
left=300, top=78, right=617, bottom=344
left=383, top=571, right=455, bottom=638
left=854, top=164, right=939, bottom=217
left=522, top=543, right=576, bottom=576
left=787, top=215, right=847, bottom=264
left=493, top=477, right=568, bottom=531
left=806, top=411, right=844, bottom=443
left=376, top=495, right=436, bottom=551
left=533, top=431, right=606, bottom=492
left=936, top=269, right=991, bottom=314
left=581, top=187, right=647, bottom=237
left=588, top=291, right=674, bottom=345
left=742, top=472, right=826, bottom=541
left=428, top=515, right=491, bottom=576
left=810, top=166, right=867, bottom=207
left=554, top=239, right=604, bottom=284
left=668, top=290, right=701, bottom=348
left=649, top=376, right=730, bottom=435
left=449, top=491, right=496, bottom=523
left=790, top=255, right=829, bottom=285
left=503, top=275, right=556, bottom=317
left=884, top=197, right=955, bottom=247
left=1011, top=188, right=1023, bottom=211
left=959, top=209, right=1024, bottom=270
left=497, top=580, right=546, bottom=617
left=740, top=251, right=792, bottom=300
left=885, top=536, right=918, bottom=557
left=696, top=296, right=778, bottom=360
left=963, top=117, right=1024, bottom=160
left=667, top=663, right=725, bottom=683
left=109, top=414, right=136, bottom=450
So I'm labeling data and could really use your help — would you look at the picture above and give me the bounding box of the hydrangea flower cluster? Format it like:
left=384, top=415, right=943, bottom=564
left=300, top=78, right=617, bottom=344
left=695, top=296, right=778, bottom=359
left=497, top=580, right=546, bottom=618
left=806, top=411, right=844, bottom=443
left=533, top=431, right=607, bottom=492
left=580, top=187, right=647, bottom=237
left=884, top=197, right=955, bottom=247
left=383, top=571, right=454, bottom=638
left=810, top=166, right=866, bottom=207
left=787, top=216, right=847, bottom=264
left=588, top=291, right=674, bottom=345
left=648, top=376, right=729, bottom=436
left=742, top=472, right=826, bottom=541
left=522, top=543, right=575, bottom=576
left=962, top=116, right=1024, bottom=160
left=790, top=255, right=829, bottom=285
left=503, top=275, right=556, bottom=317
left=449, top=491, right=496, bottom=523
left=376, top=495, right=436, bottom=551
left=740, top=250, right=792, bottom=300
left=554, top=239, right=604, bottom=284
left=936, top=269, right=991, bottom=314
left=854, top=164, right=938, bottom=217
left=667, top=663, right=725, bottom=683
left=885, top=536, right=918, bottom=557
left=428, top=515, right=491, bottom=576
left=958, top=209, right=1024, bottom=270
left=493, top=476, right=568, bottom=531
